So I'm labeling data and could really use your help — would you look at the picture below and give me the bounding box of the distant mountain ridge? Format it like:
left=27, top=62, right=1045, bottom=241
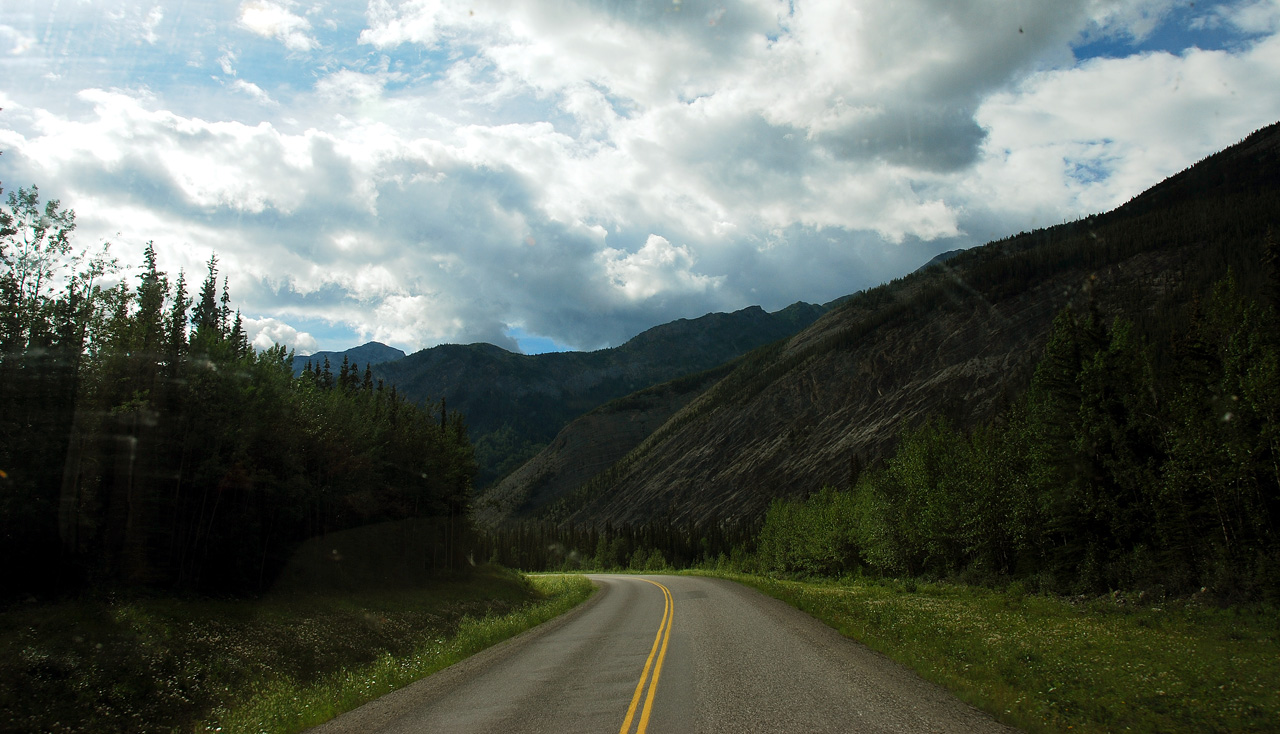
left=914, top=248, right=965, bottom=273
left=292, top=341, right=406, bottom=375
left=492, top=120, right=1280, bottom=530
left=373, top=302, right=829, bottom=486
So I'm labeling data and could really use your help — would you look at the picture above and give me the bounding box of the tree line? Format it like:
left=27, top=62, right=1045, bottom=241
left=476, top=516, right=759, bottom=572
left=0, top=186, right=476, bottom=597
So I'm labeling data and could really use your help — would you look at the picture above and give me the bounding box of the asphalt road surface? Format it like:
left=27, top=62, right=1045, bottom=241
left=311, top=574, right=1018, bottom=733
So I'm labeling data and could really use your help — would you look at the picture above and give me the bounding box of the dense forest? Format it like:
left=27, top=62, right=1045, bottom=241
left=0, top=185, right=476, bottom=597
left=757, top=265, right=1280, bottom=598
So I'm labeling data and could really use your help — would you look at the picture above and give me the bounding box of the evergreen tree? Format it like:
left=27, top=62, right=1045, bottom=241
left=135, top=242, right=167, bottom=358
left=321, top=356, right=334, bottom=390
left=230, top=309, right=248, bottom=358
left=219, top=276, right=231, bottom=334
left=191, top=255, right=220, bottom=345
left=339, top=355, right=352, bottom=391
left=165, top=270, right=190, bottom=370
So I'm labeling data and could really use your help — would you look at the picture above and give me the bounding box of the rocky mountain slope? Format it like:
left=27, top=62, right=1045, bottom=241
left=499, top=121, right=1280, bottom=529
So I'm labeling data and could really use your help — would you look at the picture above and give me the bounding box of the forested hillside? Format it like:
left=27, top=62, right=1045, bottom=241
left=494, top=121, right=1280, bottom=598
left=291, top=341, right=406, bottom=376
left=757, top=269, right=1279, bottom=596
left=0, top=188, right=475, bottom=597
left=374, top=301, right=826, bottom=486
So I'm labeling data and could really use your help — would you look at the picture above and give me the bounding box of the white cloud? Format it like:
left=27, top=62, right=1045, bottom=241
left=968, top=33, right=1280, bottom=226
left=231, top=79, right=277, bottom=105
left=43, top=88, right=324, bottom=216
left=1223, top=0, right=1280, bottom=34
left=3, top=0, right=1278, bottom=353
left=238, top=0, right=317, bottom=52
left=600, top=234, right=722, bottom=302
left=244, top=316, right=318, bottom=354
left=360, top=0, right=460, bottom=49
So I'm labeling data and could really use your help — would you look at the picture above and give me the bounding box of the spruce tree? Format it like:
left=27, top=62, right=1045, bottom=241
left=191, top=255, right=220, bottom=344
left=321, top=356, right=334, bottom=390
left=166, top=270, right=190, bottom=370
left=136, top=242, right=167, bottom=358
left=230, top=309, right=248, bottom=358
left=219, top=276, right=231, bottom=334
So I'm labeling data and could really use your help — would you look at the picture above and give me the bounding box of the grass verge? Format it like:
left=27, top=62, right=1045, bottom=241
left=0, top=568, right=594, bottom=734
left=714, top=573, right=1278, bottom=733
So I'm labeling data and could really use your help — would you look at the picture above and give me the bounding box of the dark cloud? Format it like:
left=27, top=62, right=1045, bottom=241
left=817, top=105, right=988, bottom=172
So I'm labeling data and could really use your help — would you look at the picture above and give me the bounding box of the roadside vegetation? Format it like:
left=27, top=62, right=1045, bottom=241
left=726, top=573, right=1278, bottom=734
left=0, top=567, right=593, bottom=734
left=0, top=183, right=601, bottom=733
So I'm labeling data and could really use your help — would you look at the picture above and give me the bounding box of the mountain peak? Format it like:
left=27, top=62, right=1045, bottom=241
left=291, top=341, right=407, bottom=375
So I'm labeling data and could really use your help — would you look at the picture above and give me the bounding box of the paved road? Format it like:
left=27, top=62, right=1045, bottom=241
left=311, top=574, right=1018, bottom=733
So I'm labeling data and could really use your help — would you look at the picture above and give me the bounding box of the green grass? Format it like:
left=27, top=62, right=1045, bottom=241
left=714, top=572, right=1279, bottom=733
left=0, top=568, right=594, bottom=734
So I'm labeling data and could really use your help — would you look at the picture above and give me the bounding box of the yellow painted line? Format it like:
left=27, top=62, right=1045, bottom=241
left=618, top=578, right=674, bottom=734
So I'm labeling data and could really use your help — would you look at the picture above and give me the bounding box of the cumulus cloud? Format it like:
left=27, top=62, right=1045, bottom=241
left=600, top=234, right=722, bottom=303
left=968, top=30, right=1280, bottom=225
left=2, top=0, right=1278, bottom=354
left=50, top=88, right=323, bottom=216
left=244, top=316, right=318, bottom=354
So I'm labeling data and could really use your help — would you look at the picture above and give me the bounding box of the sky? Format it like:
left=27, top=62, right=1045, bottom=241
left=1, top=0, right=1278, bottom=356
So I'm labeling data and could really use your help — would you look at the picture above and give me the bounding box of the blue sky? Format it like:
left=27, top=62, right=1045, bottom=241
left=2, top=0, right=1278, bottom=355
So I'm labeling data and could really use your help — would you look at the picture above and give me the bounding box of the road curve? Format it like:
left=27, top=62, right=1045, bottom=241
left=310, top=574, right=1018, bottom=734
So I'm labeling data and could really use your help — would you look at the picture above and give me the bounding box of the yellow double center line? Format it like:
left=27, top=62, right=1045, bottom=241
left=618, top=578, right=674, bottom=734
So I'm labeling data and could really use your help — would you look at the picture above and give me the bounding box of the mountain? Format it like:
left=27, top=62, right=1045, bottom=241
left=914, top=248, right=965, bottom=274
left=292, top=341, right=406, bottom=375
left=373, top=302, right=828, bottom=486
left=476, top=363, right=735, bottom=525
left=502, top=121, right=1280, bottom=530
